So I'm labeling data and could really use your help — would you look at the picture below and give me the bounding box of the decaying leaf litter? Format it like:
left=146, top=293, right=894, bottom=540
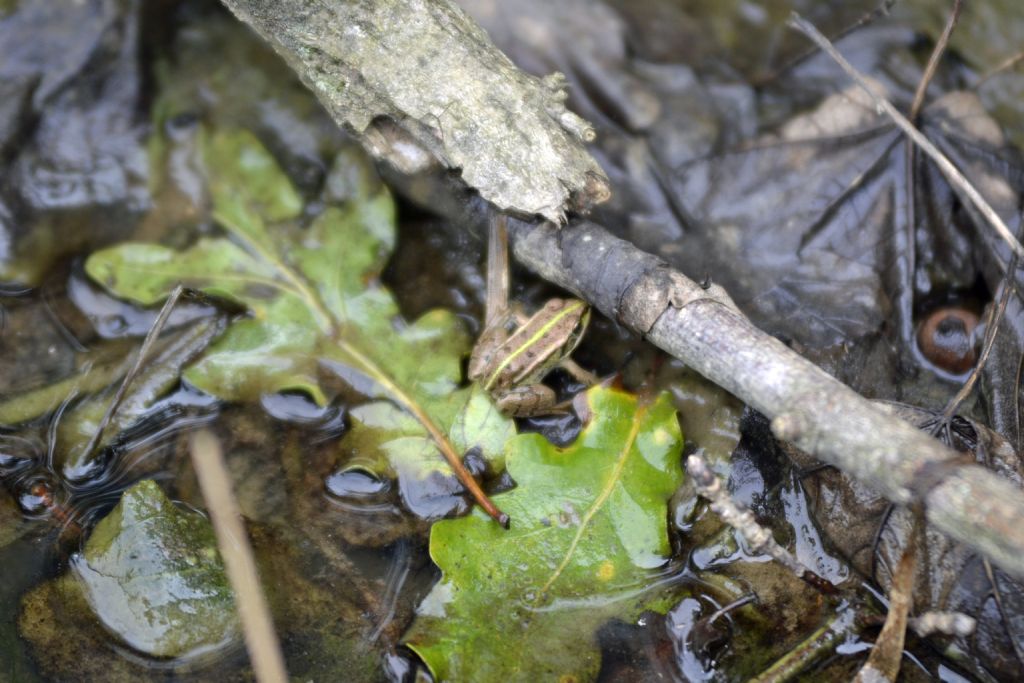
left=6, top=0, right=1024, bottom=679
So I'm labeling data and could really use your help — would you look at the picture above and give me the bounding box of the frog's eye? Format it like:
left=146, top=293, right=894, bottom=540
left=916, top=307, right=979, bottom=375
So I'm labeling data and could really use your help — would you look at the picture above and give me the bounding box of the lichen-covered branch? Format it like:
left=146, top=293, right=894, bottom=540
left=218, top=0, right=610, bottom=223
left=687, top=454, right=836, bottom=594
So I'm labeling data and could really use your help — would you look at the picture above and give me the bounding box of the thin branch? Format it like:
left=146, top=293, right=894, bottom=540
left=686, top=454, right=836, bottom=594
left=1016, top=351, right=1024, bottom=455
left=787, top=13, right=1024, bottom=263
left=190, top=430, right=288, bottom=683
left=752, top=0, right=895, bottom=87
left=983, top=558, right=1024, bottom=668
left=974, top=50, right=1024, bottom=89
left=908, top=0, right=963, bottom=120
left=934, top=248, right=1019, bottom=442
left=79, top=285, right=185, bottom=461
left=750, top=608, right=859, bottom=683
left=854, top=521, right=918, bottom=683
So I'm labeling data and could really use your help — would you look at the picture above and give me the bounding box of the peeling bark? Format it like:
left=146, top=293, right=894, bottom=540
left=217, top=0, right=610, bottom=223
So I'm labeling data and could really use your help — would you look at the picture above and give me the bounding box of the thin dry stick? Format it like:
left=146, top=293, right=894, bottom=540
left=79, top=284, right=185, bottom=461
left=901, top=0, right=961, bottom=344
left=908, top=0, right=962, bottom=120
left=939, top=252, right=1017, bottom=427
left=190, top=430, right=288, bottom=683
left=974, top=50, right=1024, bottom=89
left=788, top=13, right=1024, bottom=263
left=686, top=454, right=836, bottom=595
left=752, top=0, right=895, bottom=86
left=1016, top=351, right=1024, bottom=456
left=749, top=609, right=859, bottom=683
left=983, top=557, right=1024, bottom=668
left=854, top=523, right=918, bottom=683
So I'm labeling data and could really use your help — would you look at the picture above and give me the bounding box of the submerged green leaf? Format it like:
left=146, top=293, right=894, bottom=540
left=405, top=387, right=685, bottom=682
left=87, top=130, right=342, bottom=402
left=203, top=126, right=303, bottom=225
left=86, top=130, right=513, bottom=504
left=0, top=318, right=226, bottom=481
left=72, top=480, right=237, bottom=659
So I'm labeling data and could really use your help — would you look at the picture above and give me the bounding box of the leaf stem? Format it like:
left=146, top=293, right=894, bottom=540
left=336, top=339, right=509, bottom=527
left=908, top=0, right=962, bottom=121
left=217, top=205, right=508, bottom=525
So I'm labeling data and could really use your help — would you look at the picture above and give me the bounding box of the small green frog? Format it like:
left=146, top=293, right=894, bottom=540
left=469, top=297, right=592, bottom=416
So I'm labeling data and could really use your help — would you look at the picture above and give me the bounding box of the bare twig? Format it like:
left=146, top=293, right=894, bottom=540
left=909, top=0, right=962, bottom=120
left=1017, top=351, right=1024, bottom=457
left=702, top=594, right=757, bottom=629
left=788, top=13, right=1024, bottom=263
left=189, top=430, right=288, bottom=683
left=983, top=558, right=1024, bottom=668
left=686, top=454, right=836, bottom=594
left=974, top=50, right=1024, bottom=89
left=79, top=285, right=185, bottom=461
left=854, top=523, right=918, bottom=682
left=901, top=0, right=962, bottom=340
left=934, top=249, right=1019, bottom=439
left=752, top=0, right=895, bottom=86
left=750, top=608, right=859, bottom=683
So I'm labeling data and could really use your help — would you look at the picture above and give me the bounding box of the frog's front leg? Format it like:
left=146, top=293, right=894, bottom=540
left=494, top=384, right=559, bottom=417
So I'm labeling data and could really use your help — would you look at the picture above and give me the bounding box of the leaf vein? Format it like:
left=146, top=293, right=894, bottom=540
left=536, top=406, right=645, bottom=601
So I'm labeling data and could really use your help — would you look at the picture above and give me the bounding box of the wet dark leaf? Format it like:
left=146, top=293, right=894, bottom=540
left=795, top=402, right=1024, bottom=680
left=0, top=0, right=148, bottom=285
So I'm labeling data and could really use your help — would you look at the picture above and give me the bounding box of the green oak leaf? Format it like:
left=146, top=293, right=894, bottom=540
left=85, top=129, right=512, bottom=496
left=405, top=387, right=685, bottom=682
left=72, top=480, right=238, bottom=659
left=343, top=386, right=515, bottom=517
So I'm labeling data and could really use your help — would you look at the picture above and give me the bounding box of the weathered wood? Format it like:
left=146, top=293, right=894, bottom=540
left=218, top=0, right=610, bottom=223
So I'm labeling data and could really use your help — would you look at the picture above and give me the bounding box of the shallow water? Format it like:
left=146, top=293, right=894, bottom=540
left=2, top=0, right=1023, bottom=680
